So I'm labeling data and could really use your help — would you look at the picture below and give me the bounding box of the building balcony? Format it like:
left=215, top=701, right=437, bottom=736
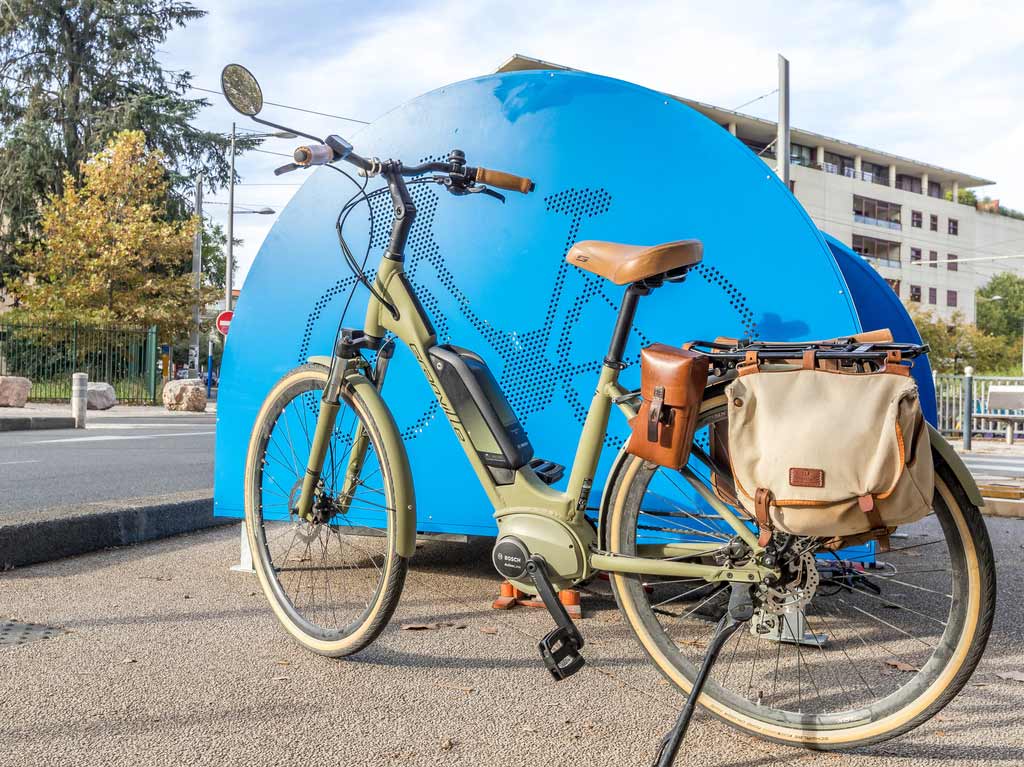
left=815, top=163, right=889, bottom=186
left=853, top=214, right=902, bottom=231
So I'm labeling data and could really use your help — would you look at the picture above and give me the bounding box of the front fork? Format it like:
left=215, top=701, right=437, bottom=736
left=294, top=339, right=394, bottom=522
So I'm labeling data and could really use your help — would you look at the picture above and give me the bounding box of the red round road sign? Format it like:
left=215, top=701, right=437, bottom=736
left=216, top=310, right=234, bottom=336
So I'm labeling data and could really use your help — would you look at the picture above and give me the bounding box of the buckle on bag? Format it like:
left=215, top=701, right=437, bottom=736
left=648, top=386, right=665, bottom=441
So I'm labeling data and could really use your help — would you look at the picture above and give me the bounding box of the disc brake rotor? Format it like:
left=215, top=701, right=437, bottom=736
left=758, top=550, right=819, bottom=615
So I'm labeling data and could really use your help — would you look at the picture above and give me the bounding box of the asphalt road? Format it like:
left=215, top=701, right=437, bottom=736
left=0, top=414, right=215, bottom=513
left=2, top=516, right=1023, bottom=767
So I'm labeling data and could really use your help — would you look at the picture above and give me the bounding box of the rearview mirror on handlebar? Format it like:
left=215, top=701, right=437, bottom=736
left=221, top=64, right=264, bottom=116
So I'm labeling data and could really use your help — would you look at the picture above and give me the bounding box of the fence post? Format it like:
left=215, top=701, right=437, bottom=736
left=71, top=372, right=88, bottom=429
left=146, top=326, right=158, bottom=403
left=962, top=366, right=974, bottom=451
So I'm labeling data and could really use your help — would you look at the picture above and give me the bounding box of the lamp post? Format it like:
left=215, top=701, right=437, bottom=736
left=225, top=123, right=294, bottom=312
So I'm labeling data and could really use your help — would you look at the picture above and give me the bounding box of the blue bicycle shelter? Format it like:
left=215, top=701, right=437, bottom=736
left=214, top=69, right=930, bottom=558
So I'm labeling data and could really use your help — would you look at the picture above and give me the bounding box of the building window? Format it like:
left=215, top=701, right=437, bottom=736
left=896, top=174, right=922, bottom=193
left=824, top=151, right=854, bottom=176
left=928, top=181, right=942, bottom=198
left=852, top=234, right=902, bottom=267
left=862, top=160, right=889, bottom=186
left=948, top=253, right=958, bottom=271
left=790, top=143, right=814, bottom=167
left=929, top=250, right=938, bottom=268
left=947, top=290, right=958, bottom=307
left=853, top=195, right=901, bottom=229
left=886, top=278, right=901, bottom=295
left=928, top=287, right=937, bottom=304
left=910, top=285, right=922, bottom=302
left=911, top=210, right=922, bottom=228
left=910, top=247, right=922, bottom=262
left=930, top=214, right=938, bottom=231
left=948, top=218, right=959, bottom=235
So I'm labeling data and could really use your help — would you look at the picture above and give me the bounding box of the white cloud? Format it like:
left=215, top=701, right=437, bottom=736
left=164, top=0, right=1024, bottom=284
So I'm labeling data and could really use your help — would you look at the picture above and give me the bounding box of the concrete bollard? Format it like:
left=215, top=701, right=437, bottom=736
left=71, top=372, right=88, bottom=429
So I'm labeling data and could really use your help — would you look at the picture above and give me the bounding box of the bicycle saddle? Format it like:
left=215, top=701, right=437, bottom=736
left=565, top=239, right=703, bottom=285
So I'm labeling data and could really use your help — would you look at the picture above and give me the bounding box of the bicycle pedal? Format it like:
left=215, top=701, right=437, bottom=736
left=538, top=625, right=585, bottom=681
left=528, top=457, right=565, bottom=485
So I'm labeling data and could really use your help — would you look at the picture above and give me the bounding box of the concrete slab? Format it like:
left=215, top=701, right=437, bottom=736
left=1, top=521, right=1021, bottom=766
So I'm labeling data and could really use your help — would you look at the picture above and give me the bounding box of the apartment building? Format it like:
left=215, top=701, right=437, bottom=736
left=499, top=55, right=1024, bottom=323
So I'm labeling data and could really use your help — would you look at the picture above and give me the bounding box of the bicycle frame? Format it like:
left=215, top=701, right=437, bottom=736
left=297, top=168, right=773, bottom=588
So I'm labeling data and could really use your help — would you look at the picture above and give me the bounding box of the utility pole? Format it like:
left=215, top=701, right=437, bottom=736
left=225, top=123, right=236, bottom=312
left=190, top=175, right=203, bottom=377
left=776, top=54, right=790, bottom=188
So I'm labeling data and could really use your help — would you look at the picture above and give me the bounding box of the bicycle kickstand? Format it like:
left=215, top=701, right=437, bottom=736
left=651, top=583, right=754, bottom=767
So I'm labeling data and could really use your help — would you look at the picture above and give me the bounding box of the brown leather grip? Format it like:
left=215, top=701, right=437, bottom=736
left=475, top=167, right=535, bottom=194
left=848, top=328, right=894, bottom=343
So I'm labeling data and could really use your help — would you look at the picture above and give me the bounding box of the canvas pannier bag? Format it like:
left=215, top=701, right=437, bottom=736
left=626, top=344, right=708, bottom=469
left=725, top=349, right=934, bottom=549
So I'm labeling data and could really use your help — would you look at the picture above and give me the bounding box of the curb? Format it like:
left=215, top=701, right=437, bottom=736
left=0, top=415, right=76, bottom=432
left=981, top=497, right=1024, bottom=519
left=0, top=490, right=233, bottom=570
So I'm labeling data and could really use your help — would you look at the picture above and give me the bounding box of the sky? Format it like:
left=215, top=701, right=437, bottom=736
left=162, top=0, right=1024, bottom=287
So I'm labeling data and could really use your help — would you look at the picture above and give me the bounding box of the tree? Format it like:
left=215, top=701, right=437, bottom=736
left=201, top=220, right=239, bottom=292
left=976, top=273, right=1024, bottom=339
left=0, top=0, right=230, bottom=283
left=906, top=304, right=1019, bottom=375
left=11, top=131, right=211, bottom=338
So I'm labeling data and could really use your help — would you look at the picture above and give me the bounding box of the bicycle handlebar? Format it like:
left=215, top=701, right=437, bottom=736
left=291, top=139, right=533, bottom=194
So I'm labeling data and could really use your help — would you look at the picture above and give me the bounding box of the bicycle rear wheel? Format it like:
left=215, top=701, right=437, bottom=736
left=243, top=363, right=408, bottom=657
left=608, top=395, right=995, bottom=749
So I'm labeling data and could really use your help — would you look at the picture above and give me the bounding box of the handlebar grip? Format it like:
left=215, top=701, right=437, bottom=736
left=474, top=167, right=535, bottom=194
left=294, top=144, right=334, bottom=166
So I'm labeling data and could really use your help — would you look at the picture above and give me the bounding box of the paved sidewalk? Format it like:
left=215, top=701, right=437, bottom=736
left=0, top=401, right=217, bottom=421
left=1, top=522, right=1022, bottom=767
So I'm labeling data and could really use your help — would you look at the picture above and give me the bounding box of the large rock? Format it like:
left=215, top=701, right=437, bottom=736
left=162, top=379, right=207, bottom=412
left=0, top=376, right=32, bottom=407
left=86, top=382, right=118, bottom=410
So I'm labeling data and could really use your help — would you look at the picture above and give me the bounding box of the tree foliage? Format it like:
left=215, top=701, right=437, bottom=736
left=976, top=273, right=1024, bottom=339
left=906, top=304, right=1019, bottom=375
left=11, top=131, right=211, bottom=338
left=0, top=0, right=229, bottom=282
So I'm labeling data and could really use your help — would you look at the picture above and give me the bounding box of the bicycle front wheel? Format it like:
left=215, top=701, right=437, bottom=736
left=608, top=395, right=995, bottom=750
left=243, top=363, right=408, bottom=657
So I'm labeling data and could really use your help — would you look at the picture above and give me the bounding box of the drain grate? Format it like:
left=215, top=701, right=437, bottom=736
left=0, top=619, right=65, bottom=647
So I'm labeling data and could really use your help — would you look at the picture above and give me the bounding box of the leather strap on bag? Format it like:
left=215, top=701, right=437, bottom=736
left=755, top=487, right=773, bottom=546
left=647, top=385, right=665, bottom=442
left=858, top=494, right=891, bottom=552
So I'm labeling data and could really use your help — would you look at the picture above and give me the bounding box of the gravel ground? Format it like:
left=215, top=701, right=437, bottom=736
left=1, top=517, right=1023, bottom=767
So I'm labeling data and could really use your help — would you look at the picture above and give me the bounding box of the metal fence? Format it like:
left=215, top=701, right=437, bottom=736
left=934, top=373, right=1024, bottom=438
left=0, top=321, right=159, bottom=404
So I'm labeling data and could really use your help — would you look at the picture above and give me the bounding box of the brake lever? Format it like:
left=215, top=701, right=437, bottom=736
left=431, top=175, right=506, bottom=203
left=274, top=162, right=300, bottom=176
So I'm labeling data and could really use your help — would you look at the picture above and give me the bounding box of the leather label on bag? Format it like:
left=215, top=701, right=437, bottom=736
left=789, top=467, right=825, bottom=488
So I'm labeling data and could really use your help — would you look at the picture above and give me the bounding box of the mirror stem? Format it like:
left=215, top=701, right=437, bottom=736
left=251, top=114, right=323, bottom=145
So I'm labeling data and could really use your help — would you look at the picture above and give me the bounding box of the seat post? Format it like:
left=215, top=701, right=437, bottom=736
left=605, top=283, right=650, bottom=367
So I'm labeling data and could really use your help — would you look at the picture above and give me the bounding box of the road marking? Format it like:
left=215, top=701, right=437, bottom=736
left=0, top=459, right=40, bottom=466
left=28, top=431, right=215, bottom=444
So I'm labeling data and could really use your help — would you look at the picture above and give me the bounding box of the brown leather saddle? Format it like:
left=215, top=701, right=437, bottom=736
left=565, top=239, right=703, bottom=285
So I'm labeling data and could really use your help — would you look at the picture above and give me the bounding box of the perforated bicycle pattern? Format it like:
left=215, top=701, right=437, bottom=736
left=296, top=173, right=757, bottom=449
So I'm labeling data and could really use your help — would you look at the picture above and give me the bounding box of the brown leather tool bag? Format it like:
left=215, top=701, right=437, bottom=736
left=626, top=344, right=709, bottom=469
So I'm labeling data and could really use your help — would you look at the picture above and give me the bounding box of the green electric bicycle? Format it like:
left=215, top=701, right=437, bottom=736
left=223, top=65, right=995, bottom=760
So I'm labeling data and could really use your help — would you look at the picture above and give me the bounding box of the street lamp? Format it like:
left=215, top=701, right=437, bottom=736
left=225, top=124, right=294, bottom=312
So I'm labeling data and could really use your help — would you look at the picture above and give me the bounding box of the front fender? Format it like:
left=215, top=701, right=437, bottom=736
left=929, top=423, right=985, bottom=507
left=342, top=369, right=418, bottom=558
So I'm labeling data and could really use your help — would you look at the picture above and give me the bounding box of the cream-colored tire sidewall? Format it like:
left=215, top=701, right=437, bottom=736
left=243, top=365, right=402, bottom=657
